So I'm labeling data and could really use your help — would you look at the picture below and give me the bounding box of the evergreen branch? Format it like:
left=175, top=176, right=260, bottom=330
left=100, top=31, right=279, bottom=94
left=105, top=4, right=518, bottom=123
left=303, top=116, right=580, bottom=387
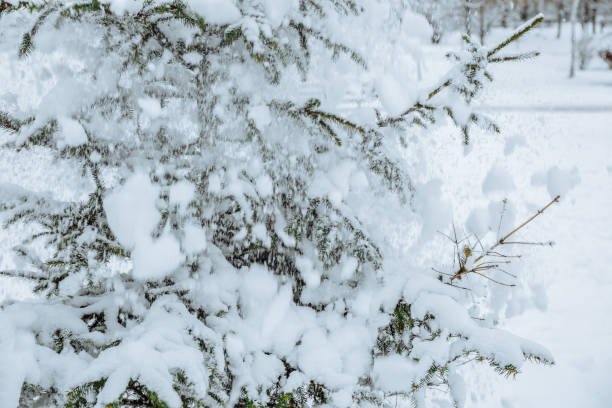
left=0, top=269, right=47, bottom=281
left=523, top=351, right=554, bottom=366
left=487, top=360, right=519, bottom=378
left=378, top=15, right=543, bottom=134
left=425, top=79, right=453, bottom=103
left=0, top=111, right=24, bottom=132
left=487, top=14, right=544, bottom=59
left=316, top=119, right=342, bottom=146
left=288, top=21, right=366, bottom=68
left=0, top=0, right=12, bottom=12
left=306, top=107, right=367, bottom=136
left=58, top=0, right=108, bottom=20
left=489, top=51, right=540, bottom=63
left=471, top=350, right=555, bottom=380
left=301, top=0, right=324, bottom=18
left=147, top=0, right=207, bottom=32
left=270, top=98, right=367, bottom=143
left=1, top=1, right=45, bottom=14
left=19, top=4, right=57, bottom=57
left=376, top=103, right=435, bottom=128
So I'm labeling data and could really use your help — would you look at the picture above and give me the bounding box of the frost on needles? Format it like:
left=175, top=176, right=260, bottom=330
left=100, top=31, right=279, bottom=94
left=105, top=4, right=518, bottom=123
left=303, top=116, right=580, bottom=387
left=0, top=1, right=552, bottom=407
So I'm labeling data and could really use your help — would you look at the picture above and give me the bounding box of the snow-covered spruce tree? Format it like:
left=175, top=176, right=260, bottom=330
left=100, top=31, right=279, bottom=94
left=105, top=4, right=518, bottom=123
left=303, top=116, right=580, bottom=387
left=0, top=2, right=551, bottom=407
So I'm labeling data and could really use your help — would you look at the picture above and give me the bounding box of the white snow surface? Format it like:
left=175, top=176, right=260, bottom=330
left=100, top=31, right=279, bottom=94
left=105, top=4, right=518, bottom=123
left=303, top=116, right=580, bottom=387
left=137, top=97, right=163, bottom=118
left=188, top=0, right=240, bottom=25
left=103, top=172, right=161, bottom=249
left=182, top=224, right=207, bottom=255
left=56, top=117, right=88, bottom=148
left=417, top=23, right=612, bottom=408
left=132, top=231, right=184, bottom=281
left=103, top=173, right=184, bottom=280
left=169, top=180, right=196, bottom=207
left=105, top=0, right=300, bottom=28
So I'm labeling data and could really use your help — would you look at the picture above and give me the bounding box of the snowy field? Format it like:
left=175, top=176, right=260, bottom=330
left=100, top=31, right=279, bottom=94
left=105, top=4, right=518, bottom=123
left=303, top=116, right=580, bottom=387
left=0, top=17, right=611, bottom=408
left=421, top=24, right=612, bottom=408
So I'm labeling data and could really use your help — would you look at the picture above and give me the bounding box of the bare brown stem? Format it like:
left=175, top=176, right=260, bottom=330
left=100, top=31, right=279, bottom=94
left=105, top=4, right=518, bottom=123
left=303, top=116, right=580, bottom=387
left=471, top=270, right=516, bottom=287
left=448, top=195, right=559, bottom=286
left=473, top=195, right=560, bottom=264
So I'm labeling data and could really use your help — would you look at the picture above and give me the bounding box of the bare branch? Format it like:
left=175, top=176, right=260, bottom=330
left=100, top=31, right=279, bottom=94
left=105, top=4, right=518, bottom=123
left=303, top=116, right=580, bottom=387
left=473, top=195, right=560, bottom=264
left=471, top=271, right=516, bottom=287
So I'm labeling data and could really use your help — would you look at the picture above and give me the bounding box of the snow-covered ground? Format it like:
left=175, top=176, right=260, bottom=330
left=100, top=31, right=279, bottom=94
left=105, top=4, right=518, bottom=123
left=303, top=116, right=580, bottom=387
left=491, top=25, right=612, bottom=408
left=421, top=23, right=612, bottom=408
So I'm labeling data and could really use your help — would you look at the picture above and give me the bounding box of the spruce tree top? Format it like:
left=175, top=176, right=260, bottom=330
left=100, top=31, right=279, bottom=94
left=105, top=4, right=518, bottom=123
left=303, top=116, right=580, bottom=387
left=0, top=2, right=551, bottom=407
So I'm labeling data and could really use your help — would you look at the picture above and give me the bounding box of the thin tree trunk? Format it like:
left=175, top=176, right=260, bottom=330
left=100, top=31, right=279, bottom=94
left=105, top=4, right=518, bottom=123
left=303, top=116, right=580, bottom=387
left=479, top=3, right=486, bottom=44
left=501, top=3, right=508, bottom=28
left=520, top=0, right=529, bottom=21
left=582, top=0, right=589, bottom=29
left=464, top=0, right=472, bottom=38
left=557, top=4, right=563, bottom=39
left=570, top=0, right=581, bottom=78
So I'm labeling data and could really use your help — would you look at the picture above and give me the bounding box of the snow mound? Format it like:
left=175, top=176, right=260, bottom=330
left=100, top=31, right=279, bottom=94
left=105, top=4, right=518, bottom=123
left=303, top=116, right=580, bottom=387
left=531, top=166, right=580, bottom=199
left=103, top=173, right=161, bottom=249
left=104, top=173, right=183, bottom=280
left=483, top=166, right=515, bottom=194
